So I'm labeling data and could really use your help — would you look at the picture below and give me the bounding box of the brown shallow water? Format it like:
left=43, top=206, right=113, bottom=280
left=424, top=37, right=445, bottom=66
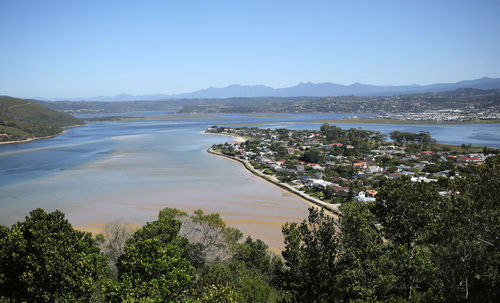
left=71, top=158, right=311, bottom=252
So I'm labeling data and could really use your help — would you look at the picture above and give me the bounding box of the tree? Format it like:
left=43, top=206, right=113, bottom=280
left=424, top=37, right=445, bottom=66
left=373, top=177, right=442, bottom=299
left=300, top=149, right=322, bottom=163
left=101, top=221, right=134, bottom=264
left=431, top=155, right=500, bottom=301
left=280, top=207, right=339, bottom=302
left=117, top=238, right=194, bottom=302
left=0, top=208, right=110, bottom=302
left=191, top=283, right=237, bottom=303
left=336, top=201, right=390, bottom=301
left=194, top=260, right=273, bottom=303
left=115, top=208, right=194, bottom=302
left=180, top=209, right=242, bottom=264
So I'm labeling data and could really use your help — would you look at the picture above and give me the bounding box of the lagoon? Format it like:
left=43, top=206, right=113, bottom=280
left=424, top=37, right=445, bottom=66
left=1, top=113, right=499, bottom=249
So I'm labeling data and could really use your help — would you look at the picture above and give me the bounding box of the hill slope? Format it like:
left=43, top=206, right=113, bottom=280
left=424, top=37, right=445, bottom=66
left=0, top=96, right=83, bottom=142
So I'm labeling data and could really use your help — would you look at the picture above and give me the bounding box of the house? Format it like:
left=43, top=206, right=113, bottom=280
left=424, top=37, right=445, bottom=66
left=387, top=173, right=402, bottom=179
left=366, top=165, right=383, bottom=174
left=330, top=185, right=350, bottom=197
left=308, top=179, right=333, bottom=189
left=256, top=156, right=273, bottom=165
left=396, top=164, right=412, bottom=172
left=459, top=156, right=480, bottom=162
left=308, top=163, right=324, bottom=170
left=353, top=162, right=367, bottom=169
left=411, top=176, right=438, bottom=183
left=433, top=170, right=450, bottom=177
left=355, top=191, right=376, bottom=202
left=314, top=172, right=325, bottom=179
left=297, top=175, right=311, bottom=183
left=400, top=171, right=415, bottom=177
left=271, top=165, right=283, bottom=172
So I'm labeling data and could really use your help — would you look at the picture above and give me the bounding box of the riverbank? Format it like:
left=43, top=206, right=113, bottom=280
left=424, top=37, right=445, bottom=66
left=0, top=123, right=85, bottom=145
left=206, top=146, right=340, bottom=216
left=302, top=118, right=500, bottom=125
left=223, top=118, right=500, bottom=127
left=0, top=130, right=68, bottom=145
left=201, top=130, right=248, bottom=144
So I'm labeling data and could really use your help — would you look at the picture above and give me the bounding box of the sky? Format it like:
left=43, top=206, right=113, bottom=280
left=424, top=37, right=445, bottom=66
left=1, top=0, right=500, bottom=99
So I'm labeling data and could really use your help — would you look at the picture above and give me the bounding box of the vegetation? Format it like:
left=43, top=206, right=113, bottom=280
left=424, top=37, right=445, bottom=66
left=32, top=88, right=500, bottom=118
left=0, top=96, right=82, bottom=142
left=1, top=155, right=499, bottom=302
left=177, top=88, right=500, bottom=115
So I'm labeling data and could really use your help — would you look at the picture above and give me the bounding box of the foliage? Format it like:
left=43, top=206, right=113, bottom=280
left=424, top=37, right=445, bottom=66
left=0, top=96, right=82, bottom=141
left=280, top=207, right=339, bottom=302
left=116, top=238, right=193, bottom=302
left=336, top=201, right=389, bottom=301
left=374, top=177, right=442, bottom=299
left=390, top=131, right=436, bottom=147
left=193, top=260, right=274, bottom=303
left=0, top=208, right=110, bottom=302
left=374, top=177, right=441, bottom=246
left=190, top=283, right=238, bottom=303
left=430, top=155, right=500, bottom=301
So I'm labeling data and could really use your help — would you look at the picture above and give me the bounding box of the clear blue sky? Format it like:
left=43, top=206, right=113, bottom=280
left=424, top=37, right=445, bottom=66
left=1, top=0, right=499, bottom=99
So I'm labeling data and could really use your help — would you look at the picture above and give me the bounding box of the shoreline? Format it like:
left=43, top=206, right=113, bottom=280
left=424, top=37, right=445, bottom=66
left=223, top=118, right=500, bottom=127
left=204, top=132, right=340, bottom=216
left=301, top=118, right=500, bottom=125
left=206, top=148, right=339, bottom=217
left=0, top=124, right=83, bottom=145
left=200, top=130, right=248, bottom=144
left=0, top=131, right=67, bottom=145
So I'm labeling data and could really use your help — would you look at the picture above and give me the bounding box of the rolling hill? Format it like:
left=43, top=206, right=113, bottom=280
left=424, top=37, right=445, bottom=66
left=0, top=96, right=83, bottom=142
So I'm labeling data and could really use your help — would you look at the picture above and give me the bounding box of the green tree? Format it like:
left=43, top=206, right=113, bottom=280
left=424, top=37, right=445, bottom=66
left=432, top=155, right=500, bottom=301
left=280, top=207, right=339, bottom=302
left=191, top=283, right=237, bottom=303
left=114, top=208, right=194, bottom=302
left=374, top=177, right=442, bottom=299
left=194, top=260, right=274, bottom=303
left=117, top=238, right=193, bottom=302
left=336, top=201, right=389, bottom=301
left=233, top=236, right=275, bottom=276
left=0, top=208, right=110, bottom=302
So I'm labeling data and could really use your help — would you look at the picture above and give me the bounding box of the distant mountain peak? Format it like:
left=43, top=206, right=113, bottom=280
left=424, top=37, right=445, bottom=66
left=34, top=76, right=500, bottom=101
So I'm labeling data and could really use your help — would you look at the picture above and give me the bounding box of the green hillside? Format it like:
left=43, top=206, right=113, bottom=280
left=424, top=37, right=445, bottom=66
left=0, top=96, right=83, bottom=142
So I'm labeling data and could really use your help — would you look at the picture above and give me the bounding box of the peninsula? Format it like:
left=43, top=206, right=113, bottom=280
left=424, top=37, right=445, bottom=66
left=206, top=125, right=496, bottom=210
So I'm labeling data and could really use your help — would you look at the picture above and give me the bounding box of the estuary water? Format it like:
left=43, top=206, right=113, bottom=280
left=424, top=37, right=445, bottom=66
left=1, top=113, right=499, bottom=249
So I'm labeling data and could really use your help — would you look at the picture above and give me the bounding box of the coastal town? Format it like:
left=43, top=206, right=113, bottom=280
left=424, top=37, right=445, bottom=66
left=373, top=108, right=500, bottom=122
left=207, top=124, right=495, bottom=211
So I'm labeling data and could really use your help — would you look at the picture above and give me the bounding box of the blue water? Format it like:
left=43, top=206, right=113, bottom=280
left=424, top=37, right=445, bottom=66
left=0, top=113, right=499, bottom=248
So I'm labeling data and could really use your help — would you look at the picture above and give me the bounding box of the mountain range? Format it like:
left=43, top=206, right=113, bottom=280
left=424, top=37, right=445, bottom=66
left=35, top=77, right=500, bottom=101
